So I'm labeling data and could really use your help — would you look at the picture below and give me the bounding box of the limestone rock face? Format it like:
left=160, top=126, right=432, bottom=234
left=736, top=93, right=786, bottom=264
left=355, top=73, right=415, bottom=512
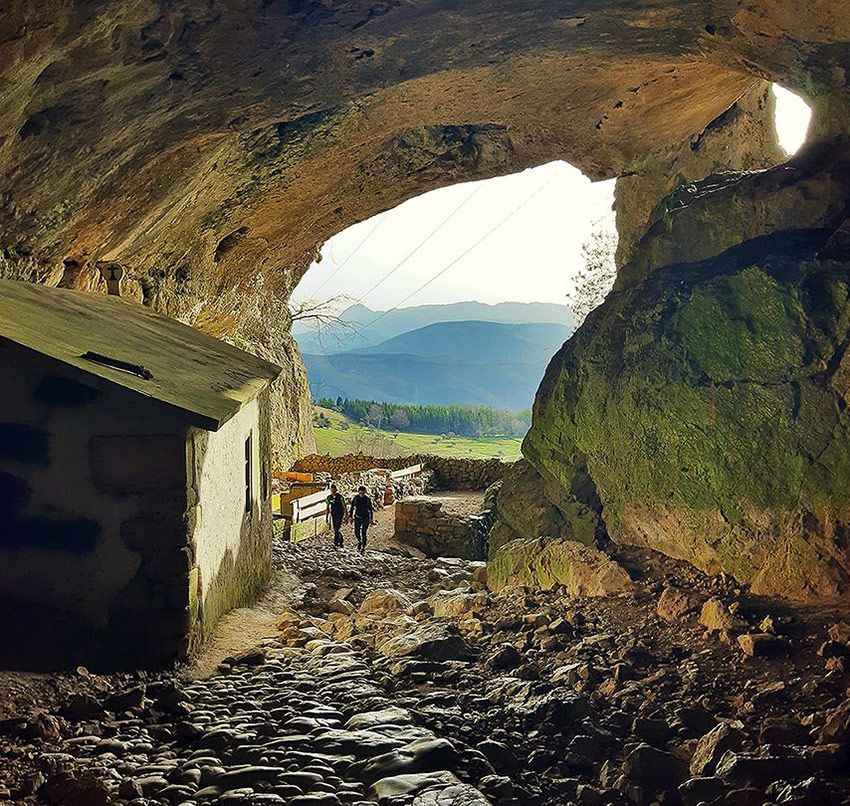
left=487, top=537, right=634, bottom=596
left=489, top=459, right=589, bottom=552
left=0, top=2, right=848, bottom=468
left=509, top=142, right=850, bottom=599
left=614, top=84, right=787, bottom=269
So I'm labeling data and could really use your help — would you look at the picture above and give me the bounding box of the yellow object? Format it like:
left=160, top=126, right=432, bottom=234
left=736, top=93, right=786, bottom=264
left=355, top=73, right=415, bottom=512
left=273, top=471, right=314, bottom=482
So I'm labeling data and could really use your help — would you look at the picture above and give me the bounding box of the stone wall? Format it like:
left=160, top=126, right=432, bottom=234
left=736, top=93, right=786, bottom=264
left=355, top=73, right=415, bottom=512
left=187, top=389, right=273, bottom=644
left=0, top=339, right=276, bottom=669
left=293, top=454, right=509, bottom=491
left=309, top=468, right=433, bottom=510
left=0, top=342, right=191, bottom=670
left=394, top=498, right=481, bottom=561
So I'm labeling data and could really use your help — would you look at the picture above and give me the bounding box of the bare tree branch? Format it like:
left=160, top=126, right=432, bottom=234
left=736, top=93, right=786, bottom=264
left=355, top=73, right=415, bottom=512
left=288, top=295, right=353, bottom=325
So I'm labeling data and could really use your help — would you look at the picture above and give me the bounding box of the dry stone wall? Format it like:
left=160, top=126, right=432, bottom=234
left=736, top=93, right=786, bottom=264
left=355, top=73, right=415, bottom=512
left=309, top=467, right=434, bottom=511
left=293, top=454, right=508, bottom=491
left=395, top=498, right=480, bottom=561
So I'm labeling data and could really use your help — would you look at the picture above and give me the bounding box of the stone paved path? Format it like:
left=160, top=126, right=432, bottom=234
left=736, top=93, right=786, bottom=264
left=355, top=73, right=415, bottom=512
left=57, top=637, right=491, bottom=804
left=24, top=512, right=495, bottom=805
left=6, top=509, right=850, bottom=805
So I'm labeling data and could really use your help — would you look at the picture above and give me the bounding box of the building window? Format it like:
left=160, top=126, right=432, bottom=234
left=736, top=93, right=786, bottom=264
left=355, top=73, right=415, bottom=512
left=244, top=431, right=254, bottom=513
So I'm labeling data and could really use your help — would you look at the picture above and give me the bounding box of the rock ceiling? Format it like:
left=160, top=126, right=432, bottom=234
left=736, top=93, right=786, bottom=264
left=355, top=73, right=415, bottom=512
left=1, top=1, right=847, bottom=324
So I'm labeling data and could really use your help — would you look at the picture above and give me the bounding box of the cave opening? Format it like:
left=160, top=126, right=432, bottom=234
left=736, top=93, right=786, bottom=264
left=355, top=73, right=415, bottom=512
left=290, top=160, right=616, bottom=458
left=1, top=3, right=850, bottom=803
left=772, top=83, right=812, bottom=155
left=290, top=83, right=811, bottom=460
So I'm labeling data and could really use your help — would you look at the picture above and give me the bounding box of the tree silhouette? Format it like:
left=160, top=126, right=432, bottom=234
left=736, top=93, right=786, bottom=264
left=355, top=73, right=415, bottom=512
left=566, top=218, right=618, bottom=324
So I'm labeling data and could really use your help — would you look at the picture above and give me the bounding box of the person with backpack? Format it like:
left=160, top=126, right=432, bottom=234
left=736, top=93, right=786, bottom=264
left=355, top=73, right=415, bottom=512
left=348, top=485, right=375, bottom=554
left=325, top=483, right=347, bottom=549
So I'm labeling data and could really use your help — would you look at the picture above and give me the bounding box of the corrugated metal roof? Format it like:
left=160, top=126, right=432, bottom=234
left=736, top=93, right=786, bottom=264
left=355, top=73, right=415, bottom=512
left=0, top=280, right=281, bottom=431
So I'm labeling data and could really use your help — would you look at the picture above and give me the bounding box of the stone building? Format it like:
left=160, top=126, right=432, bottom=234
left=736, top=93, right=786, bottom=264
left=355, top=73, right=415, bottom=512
left=0, top=280, right=280, bottom=670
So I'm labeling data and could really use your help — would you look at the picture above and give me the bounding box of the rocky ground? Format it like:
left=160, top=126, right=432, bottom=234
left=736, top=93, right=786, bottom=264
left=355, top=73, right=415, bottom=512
left=2, top=506, right=850, bottom=805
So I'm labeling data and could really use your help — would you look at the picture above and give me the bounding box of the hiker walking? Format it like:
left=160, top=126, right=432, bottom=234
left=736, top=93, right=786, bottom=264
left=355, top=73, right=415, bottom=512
left=349, top=485, right=375, bottom=554
left=325, top=483, right=347, bottom=549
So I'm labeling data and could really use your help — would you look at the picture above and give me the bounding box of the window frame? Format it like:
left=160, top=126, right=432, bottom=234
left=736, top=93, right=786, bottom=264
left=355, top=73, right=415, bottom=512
left=244, top=431, right=254, bottom=513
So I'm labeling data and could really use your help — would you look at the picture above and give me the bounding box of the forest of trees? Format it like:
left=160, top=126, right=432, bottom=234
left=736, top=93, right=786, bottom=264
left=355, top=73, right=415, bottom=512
left=315, top=397, right=532, bottom=437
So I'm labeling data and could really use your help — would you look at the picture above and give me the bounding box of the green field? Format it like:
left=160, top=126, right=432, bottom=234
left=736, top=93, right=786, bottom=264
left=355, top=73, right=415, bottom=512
left=312, top=407, right=523, bottom=460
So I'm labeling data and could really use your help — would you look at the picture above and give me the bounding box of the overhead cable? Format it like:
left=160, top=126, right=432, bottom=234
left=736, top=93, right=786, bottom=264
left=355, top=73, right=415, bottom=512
left=355, top=185, right=483, bottom=304
left=363, top=174, right=558, bottom=330
left=309, top=209, right=390, bottom=298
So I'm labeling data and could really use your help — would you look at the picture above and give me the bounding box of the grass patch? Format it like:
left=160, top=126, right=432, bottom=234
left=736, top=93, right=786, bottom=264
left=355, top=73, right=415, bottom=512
left=313, top=407, right=523, bottom=460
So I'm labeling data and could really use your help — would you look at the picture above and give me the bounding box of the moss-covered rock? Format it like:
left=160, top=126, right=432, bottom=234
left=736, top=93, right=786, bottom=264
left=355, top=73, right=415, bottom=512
left=515, top=220, right=850, bottom=598
left=488, top=537, right=634, bottom=596
left=492, top=459, right=593, bottom=551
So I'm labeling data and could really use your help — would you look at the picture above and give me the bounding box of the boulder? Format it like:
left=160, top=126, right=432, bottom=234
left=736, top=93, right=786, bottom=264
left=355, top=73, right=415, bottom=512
left=679, top=776, right=727, bottom=806
left=828, top=622, right=850, bottom=645
left=351, top=737, right=461, bottom=785
left=39, top=772, right=109, bottom=806
left=103, top=686, right=146, bottom=713
left=487, top=537, right=634, bottom=595
left=488, top=644, right=522, bottom=670
left=501, top=173, right=850, bottom=601
left=313, top=728, right=416, bottom=759
left=715, top=751, right=811, bottom=788
left=429, top=592, right=487, bottom=619
left=378, top=624, right=473, bottom=661
left=621, top=743, right=688, bottom=791
left=471, top=563, right=489, bottom=591
left=359, top=589, right=411, bottom=617
left=699, top=599, right=742, bottom=634
left=690, top=724, right=745, bottom=776
left=478, top=740, right=518, bottom=772
left=346, top=707, right=413, bottom=730
left=370, top=771, right=462, bottom=802
left=657, top=587, right=699, bottom=622
left=819, top=698, right=850, bottom=745
left=512, top=690, right=595, bottom=727
left=412, top=783, right=493, bottom=805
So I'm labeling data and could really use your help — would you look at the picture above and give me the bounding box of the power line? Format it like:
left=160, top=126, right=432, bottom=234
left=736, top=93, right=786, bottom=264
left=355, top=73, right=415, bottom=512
left=303, top=184, right=481, bottom=351
left=363, top=174, right=558, bottom=330
left=310, top=209, right=390, bottom=298
left=354, top=185, right=483, bottom=305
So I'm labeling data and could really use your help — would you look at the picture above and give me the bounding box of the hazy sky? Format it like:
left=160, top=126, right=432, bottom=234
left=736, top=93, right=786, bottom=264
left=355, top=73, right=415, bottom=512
left=293, top=85, right=811, bottom=312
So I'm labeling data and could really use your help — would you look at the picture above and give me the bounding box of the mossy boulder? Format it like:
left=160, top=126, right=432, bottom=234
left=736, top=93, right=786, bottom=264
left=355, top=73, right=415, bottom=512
left=488, top=537, right=634, bottom=596
left=491, top=459, right=595, bottom=551
left=512, top=231, right=850, bottom=599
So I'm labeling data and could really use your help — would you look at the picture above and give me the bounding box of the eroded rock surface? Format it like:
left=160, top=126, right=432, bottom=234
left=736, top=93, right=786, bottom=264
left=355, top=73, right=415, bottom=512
left=2, top=3, right=850, bottom=595
left=504, top=140, right=850, bottom=599
left=488, top=537, right=634, bottom=596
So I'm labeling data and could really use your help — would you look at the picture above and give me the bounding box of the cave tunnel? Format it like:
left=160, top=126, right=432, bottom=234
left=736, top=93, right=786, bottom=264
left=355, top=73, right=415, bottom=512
left=0, top=0, right=848, bottom=633
left=2, top=2, right=850, bottom=802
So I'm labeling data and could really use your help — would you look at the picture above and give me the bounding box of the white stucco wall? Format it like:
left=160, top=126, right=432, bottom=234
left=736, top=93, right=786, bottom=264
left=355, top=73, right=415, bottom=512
left=190, top=398, right=261, bottom=603
left=0, top=341, right=189, bottom=635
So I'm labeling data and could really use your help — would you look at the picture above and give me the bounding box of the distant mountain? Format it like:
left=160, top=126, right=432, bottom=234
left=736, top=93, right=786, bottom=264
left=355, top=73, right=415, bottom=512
left=293, top=300, right=575, bottom=355
left=301, top=317, right=574, bottom=409
left=352, top=320, right=571, bottom=365
left=302, top=352, right=550, bottom=410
